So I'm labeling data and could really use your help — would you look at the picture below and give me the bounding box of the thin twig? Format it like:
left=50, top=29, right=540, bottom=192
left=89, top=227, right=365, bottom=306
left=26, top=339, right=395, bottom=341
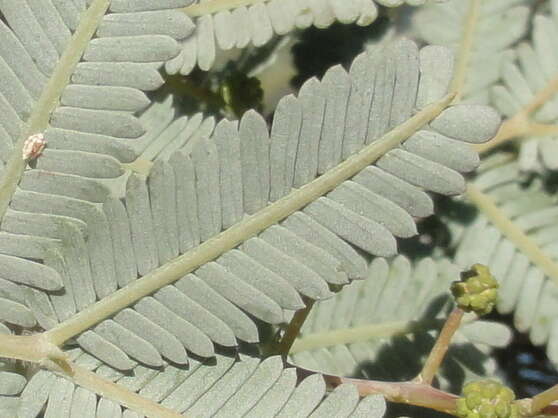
left=415, top=308, right=464, bottom=385
left=296, top=365, right=459, bottom=415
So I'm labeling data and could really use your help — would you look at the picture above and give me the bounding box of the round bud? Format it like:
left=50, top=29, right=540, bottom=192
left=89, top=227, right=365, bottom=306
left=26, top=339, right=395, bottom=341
left=455, top=380, right=519, bottom=418
left=451, top=264, right=499, bottom=316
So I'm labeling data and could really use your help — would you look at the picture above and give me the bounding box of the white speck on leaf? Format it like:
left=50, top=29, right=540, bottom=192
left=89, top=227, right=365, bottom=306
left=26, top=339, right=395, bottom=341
left=22, top=133, right=47, bottom=161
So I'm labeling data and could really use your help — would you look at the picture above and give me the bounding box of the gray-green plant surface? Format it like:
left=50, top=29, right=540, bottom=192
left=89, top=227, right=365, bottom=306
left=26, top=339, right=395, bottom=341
left=0, top=0, right=557, bottom=417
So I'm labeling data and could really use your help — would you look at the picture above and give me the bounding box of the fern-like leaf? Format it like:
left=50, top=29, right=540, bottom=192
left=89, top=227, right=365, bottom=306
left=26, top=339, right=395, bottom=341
left=290, top=255, right=511, bottom=393
left=167, top=0, right=442, bottom=75
left=16, top=349, right=386, bottom=417
left=0, top=0, right=193, bottom=321
left=414, top=0, right=530, bottom=104
left=490, top=3, right=558, bottom=172
left=451, top=154, right=558, bottom=367
left=0, top=3, right=502, bottom=413
left=3, top=40, right=500, bottom=373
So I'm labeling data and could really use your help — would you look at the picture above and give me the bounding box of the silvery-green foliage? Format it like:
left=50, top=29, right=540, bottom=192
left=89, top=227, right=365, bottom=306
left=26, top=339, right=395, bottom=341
left=450, top=154, right=558, bottom=368
left=414, top=0, right=531, bottom=104
left=19, top=349, right=387, bottom=418
left=491, top=1, right=558, bottom=173
left=415, top=0, right=558, bottom=174
left=0, top=324, right=23, bottom=417
left=0, top=0, right=194, bottom=325
left=290, top=256, right=511, bottom=393
left=409, top=0, right=558, bottom=384
left=167, top=0, right=445, bottom=75
left=0, top=0, right=514, bottom=417
left=4, top=37, right=500, bottom=373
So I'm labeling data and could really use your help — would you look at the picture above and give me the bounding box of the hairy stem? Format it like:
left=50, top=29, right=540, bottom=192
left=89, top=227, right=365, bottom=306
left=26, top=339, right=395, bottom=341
left=43, top=92, right=456, bottom=346
left=0, top=0, right=109, bottom=223
left=416, top=308, right=464, bottom=385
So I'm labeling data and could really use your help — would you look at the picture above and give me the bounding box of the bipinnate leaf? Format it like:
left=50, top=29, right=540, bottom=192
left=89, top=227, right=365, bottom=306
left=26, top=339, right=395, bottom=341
left=0, top=39, right=500, bottom=374
left=490, top=3, right=558, bottom=172
left=414, top=0, right=530, bottom=104
left=169, top=0, right=442, bottom=75
left=0, top=3, right=501, bottom=414
left=290, top=256, right=511, bottom=392
left=452, top=154, right=558, bottom=368
left=17, top=350, right=387, bottom=418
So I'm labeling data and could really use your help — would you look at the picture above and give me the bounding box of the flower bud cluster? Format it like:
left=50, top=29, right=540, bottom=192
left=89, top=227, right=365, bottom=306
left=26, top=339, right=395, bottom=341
left=451, top=264, right=498, bottom=316
left=456, top=380, right=519, bottom=418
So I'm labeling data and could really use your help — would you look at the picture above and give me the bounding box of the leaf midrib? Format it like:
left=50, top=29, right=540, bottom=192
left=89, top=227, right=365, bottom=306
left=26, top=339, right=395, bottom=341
left=0, top=0, right=110, bottom=223
left=449, top=0, right=480, bottom=101
left=466, top=183, right=558, bottom=285
left=290, top=318, right=445, bottom=354
left=44, top=93, right=455, bottom=347
left=458, top=2, right=558, bottom=291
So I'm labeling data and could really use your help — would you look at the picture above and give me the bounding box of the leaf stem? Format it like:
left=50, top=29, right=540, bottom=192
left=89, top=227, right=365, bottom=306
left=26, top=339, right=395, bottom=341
left=523, top=74, right=558, bottom=116
left=473, top=118, right=558, bottom=154
left=465, top=184, right=558, bottom=286
left=67, top=363, right=183, bottom=418
left=0, top=0, right=110, bottom=223
left=415, top=308, right=464, bottom=385
left=474, top=73, right=558, bottom=154
left=270, top=298, right=315, bottom=356
left=473, top=113, right=529, bottom=154
left=449, top=0, right=480, bottom=102
left=0, top=333, right=64, bottom=364
left=296, top=366, right=459, bottom=415
left=290, top=318, right=444, bottom=354
left=43, top=92, right=456, bottom=346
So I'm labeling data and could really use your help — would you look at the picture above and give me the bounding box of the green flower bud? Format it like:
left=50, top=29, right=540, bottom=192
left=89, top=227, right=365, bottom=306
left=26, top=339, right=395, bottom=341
left=456, top=398, right=469, bottom=416
left=478, top=403, right=496, bottom=418
left=466, top=391, right=482, bottom=409
left=451, top=264, right=499, bottom=316
left=494, top=402, right=509, bottom=418
left=455, top=380, right=519, bottom=418
left=498, top=387, right=514, bottom=402
left=481, top=381, right=500, bottom=399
